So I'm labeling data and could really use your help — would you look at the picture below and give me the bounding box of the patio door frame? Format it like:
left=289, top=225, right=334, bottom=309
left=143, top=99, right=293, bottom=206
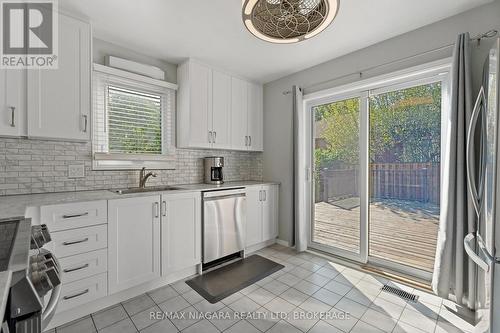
left=306, top=90, right=370, bottom=263
left=303, top=58, right=451, bottom=281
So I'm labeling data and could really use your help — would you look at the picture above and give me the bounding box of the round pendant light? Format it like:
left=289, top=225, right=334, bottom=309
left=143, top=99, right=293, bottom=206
left=242, top=0, right=340, bottom=44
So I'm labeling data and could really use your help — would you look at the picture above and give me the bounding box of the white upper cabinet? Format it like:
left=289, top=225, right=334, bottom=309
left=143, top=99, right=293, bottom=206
left=247, top=82, right=263, bottom=151
left=211, top=70, right=232, bottom=149
left=27, top=13, right=91, bottom=141
left=0, top=69, right=26, bottom=136
left=231, top=77, right=248, bottom=150
left=177, top=61, right=211, bottom=148
left=177, top=59, right=263, bottom=151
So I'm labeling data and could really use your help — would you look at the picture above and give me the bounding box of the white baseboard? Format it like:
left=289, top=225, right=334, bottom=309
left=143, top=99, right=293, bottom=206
left=45, top=265, right=198, bottom=330
left=275, top=239, right=291, bottom=247
left=245, top=238, right=277, bottom=254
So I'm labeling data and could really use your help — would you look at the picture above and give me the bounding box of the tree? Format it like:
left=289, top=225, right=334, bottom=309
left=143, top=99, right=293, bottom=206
left=314, top=82, right=441, bottom=170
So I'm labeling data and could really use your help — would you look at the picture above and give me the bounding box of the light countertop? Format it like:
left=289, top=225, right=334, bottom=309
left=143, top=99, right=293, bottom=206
left=0, top=180, right=279, bottom=221
left=0, top=180, right=278, bottom=323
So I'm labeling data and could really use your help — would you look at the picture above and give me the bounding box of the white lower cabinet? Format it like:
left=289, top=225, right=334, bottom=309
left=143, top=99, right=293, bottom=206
left=108, top=195, right=161, bottom=294
left=245, top=184, right=279, bottom=248
left=108, top=192, right=202, bottom=294
left=161, top=192, right=202, bottom=275
left=56, top=272, right=107, bottom=313
left=58, top=249, right=108, bottom=284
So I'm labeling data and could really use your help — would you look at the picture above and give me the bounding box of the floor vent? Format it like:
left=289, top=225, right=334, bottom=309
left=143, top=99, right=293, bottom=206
left=381, top=285, right=419, bottom=303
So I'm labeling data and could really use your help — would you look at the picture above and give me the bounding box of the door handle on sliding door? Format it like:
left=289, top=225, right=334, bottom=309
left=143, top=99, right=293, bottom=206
left=464, top=232, right=491, bottom=272
left=466, top=86, right=485, bottom=216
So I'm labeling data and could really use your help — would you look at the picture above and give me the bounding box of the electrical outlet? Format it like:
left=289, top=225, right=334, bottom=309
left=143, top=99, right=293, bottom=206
left=68, top=164, right=85, bottom=178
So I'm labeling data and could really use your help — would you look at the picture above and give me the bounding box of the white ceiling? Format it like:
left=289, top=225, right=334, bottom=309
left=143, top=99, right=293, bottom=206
left=60, top=0, right=492, bottom=83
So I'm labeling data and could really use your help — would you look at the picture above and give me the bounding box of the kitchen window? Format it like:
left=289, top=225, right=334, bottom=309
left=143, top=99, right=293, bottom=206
left=92, top=65, right=177, bottom=170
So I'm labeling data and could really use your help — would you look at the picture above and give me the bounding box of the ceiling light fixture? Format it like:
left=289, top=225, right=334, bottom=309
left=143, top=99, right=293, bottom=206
left=242, top=0, right=340, bottom=44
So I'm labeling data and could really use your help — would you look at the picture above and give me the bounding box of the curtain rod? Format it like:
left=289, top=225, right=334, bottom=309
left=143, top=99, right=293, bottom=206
left=282, top=29, right=498, bottom=95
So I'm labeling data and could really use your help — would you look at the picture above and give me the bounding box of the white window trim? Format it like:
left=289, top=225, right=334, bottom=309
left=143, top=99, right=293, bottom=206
left=92, top=63, right=177, bottom=170
left=302, top=58, right=452, bottom=281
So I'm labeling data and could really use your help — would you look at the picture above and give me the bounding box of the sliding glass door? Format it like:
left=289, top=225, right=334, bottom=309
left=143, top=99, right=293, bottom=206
left=307, top=69, right=446, bottom=280
left=310, top=94, right=368, bottom=262
left=368, top=81, right=441, bottom=274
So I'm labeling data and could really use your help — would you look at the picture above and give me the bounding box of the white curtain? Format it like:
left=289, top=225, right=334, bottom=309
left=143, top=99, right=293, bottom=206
left=432, top=33, right=477, bottom=309
left=292, top=86, right=308, bottom=252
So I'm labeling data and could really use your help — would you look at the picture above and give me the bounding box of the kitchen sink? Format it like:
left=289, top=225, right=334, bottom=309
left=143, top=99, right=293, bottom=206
left=112, top=186, right=183, bottom=195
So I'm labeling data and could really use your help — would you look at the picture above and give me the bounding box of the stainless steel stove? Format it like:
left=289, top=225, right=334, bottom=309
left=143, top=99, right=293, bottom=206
left=1, top=218, right=61, bottom=333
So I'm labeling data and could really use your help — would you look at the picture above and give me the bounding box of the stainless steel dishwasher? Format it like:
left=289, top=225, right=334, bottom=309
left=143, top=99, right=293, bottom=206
left=203, top=188, right=246, bottom=265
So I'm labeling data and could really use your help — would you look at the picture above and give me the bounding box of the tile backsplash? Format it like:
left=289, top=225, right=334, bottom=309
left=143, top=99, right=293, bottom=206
left=0, top=138, right=263, bottom=196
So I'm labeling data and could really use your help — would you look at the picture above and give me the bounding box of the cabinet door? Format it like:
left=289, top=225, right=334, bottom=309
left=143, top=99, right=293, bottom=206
left=245, top=186, right=262, bottom=247
left=188, top=62, right=212, bottom=148
left=247, top=82, right=263, bottom=151
left=262, top=185, right=279, bottom=241
left=108, top=195, right=161, bottom=294
left=161, top=192, right=201, bottom=275
left=211, top=70, right=232, bottom=149
left=231, top=77, right=248, bottom=150
left=27, top=13, right=90, bottom=141
left=0, top=69, right=25, bottom=136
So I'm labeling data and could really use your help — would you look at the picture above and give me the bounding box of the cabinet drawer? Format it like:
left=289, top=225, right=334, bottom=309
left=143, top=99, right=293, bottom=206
left=41, top=200, right=107, bottom=232
left=56, top=272, right=107, bottom=313
left=59, top=249, right=107, bottom=284
left=52, top=225, right=107, bottom=258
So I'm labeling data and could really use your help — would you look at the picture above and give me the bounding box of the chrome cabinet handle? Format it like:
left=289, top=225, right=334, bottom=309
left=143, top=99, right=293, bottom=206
left=62, top=238, right=89, bottom=246
left=263, top=190, right=267, bottom=201
left=208, top=131, right=213, bottom=143
left=245, top=136, right=248, bottom=146
left=63, top=288, right=89, bottom=300
left=249, top=136, right=252, bottom=146
left=213, top=131, right=216, bottom=143
left=63, top=263, right=89, bottom=273
left=62, top=212, right=89, bottom=219
left=83, top=115, right=88, bottom=133
left=9, top=106, right=15, bottom=127
left=162, top=201, right=166, bottom=217
left=154, top=202, right=159, bottom=218
left=259, top=190, right=262, bottom=201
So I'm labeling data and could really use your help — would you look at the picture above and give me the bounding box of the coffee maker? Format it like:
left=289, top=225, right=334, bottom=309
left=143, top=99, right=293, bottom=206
left=204, top=157, right=224, bottom=185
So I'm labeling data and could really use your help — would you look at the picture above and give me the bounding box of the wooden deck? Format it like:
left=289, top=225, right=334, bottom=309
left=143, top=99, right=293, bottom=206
left=313, top=199, right=439, bottom=272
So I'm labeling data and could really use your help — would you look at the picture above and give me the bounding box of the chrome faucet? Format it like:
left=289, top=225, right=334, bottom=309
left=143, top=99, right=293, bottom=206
left=139, top=167, right=157, bottom=188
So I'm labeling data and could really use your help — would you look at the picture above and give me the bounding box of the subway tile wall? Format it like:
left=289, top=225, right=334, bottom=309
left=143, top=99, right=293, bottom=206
left=0, top=138, right=263, bottom=196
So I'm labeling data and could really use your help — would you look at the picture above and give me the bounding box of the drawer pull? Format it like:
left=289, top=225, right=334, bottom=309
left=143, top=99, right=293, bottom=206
left=62, top=238, right=89, bottom=246
left=62, top=212, right=89, bottom=219
left=63, top=288, right=89, bottom=300
left=63, top=263, right=89, bottom=273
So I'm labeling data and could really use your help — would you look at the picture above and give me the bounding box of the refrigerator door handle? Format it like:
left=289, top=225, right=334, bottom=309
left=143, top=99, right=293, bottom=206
left=464, top=232, right=499, bottom=272
left=466, top=86, right=486, bottom=216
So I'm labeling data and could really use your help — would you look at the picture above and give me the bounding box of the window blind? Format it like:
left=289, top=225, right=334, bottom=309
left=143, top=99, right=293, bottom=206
left=107, top=86, right=162, bottom=154
left=92, top=67, right=176, bottom=170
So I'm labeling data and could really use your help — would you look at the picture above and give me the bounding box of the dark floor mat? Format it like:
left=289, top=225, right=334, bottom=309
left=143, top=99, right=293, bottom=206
left=185, top=255, right=284, bottom=304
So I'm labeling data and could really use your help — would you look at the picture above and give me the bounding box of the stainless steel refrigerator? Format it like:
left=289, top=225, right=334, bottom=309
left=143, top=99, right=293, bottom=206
left=464, top=38, right=500, bottom=333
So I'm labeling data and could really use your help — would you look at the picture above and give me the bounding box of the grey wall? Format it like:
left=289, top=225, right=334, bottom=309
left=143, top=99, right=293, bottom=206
left=263, top=1, right=500, bottom=244
left=0, top=39, right=263, bottom=195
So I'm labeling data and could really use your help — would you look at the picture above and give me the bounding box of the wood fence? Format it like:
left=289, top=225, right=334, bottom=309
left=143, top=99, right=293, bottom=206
left=317, top=163, right=440, bottom=205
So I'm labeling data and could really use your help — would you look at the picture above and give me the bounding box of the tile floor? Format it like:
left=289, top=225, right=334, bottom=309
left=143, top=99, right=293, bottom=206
left=46, top=244, right=476, bottom=333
